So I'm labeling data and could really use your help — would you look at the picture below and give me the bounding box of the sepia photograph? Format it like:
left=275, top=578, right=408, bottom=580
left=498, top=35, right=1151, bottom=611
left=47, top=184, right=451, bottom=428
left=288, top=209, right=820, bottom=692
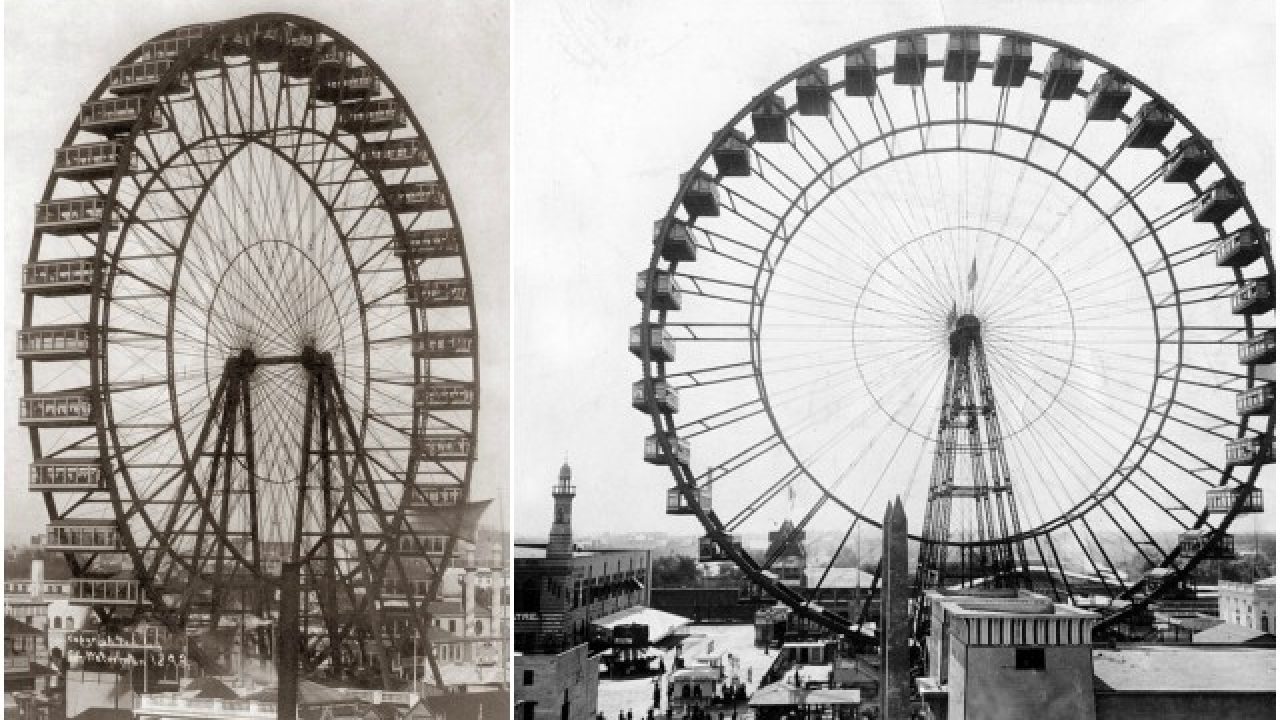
left=4, top=2, right=510, bottom=720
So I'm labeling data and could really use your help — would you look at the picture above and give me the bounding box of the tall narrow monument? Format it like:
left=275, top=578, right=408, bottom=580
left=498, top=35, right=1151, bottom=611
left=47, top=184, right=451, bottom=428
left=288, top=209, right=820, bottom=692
left=881, top=497, right=910, bottom=720
left=548, top=461, right=576, bottom=563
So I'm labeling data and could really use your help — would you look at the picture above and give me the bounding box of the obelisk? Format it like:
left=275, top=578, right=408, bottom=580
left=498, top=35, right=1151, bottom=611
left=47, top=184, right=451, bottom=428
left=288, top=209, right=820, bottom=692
left=880, top=497, right=909, bottom=719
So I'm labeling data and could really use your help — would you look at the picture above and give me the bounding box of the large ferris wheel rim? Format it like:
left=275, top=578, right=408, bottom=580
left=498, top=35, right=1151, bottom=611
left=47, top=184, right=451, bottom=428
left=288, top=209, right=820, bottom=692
left=637, top=26, right=1273, bottom=634
left=23, top=12, right=482, bottom=639
left=641, top=24, right=1266, bottom=531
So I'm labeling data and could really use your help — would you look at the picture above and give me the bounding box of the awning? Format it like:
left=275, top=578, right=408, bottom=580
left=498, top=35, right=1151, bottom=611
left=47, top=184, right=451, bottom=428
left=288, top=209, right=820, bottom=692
left=591, top=606, right=691, bottom=643
left=748, top=683, right=861, bottom=707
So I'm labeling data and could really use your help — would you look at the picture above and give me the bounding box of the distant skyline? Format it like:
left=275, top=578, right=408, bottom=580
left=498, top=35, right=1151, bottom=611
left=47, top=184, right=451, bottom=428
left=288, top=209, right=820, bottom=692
left=512, top=0, right=1276, bottom=539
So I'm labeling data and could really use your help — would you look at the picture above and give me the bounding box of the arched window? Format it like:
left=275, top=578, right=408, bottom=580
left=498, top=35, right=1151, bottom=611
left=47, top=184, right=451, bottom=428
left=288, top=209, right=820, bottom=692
left=66, top=617, right=75, bottom=630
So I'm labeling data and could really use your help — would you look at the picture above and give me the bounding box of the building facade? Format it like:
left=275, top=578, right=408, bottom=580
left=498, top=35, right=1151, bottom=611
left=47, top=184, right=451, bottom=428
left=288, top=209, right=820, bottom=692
left=1218, top=577, right=1276, bottom=632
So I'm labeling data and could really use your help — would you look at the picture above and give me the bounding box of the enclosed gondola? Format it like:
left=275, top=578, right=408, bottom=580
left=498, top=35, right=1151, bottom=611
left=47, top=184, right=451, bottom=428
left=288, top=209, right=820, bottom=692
left=1040, top=50, right=1083, bottom=100
left=29, top=459, right=105, bottom=493
left=630, top=324, right=676, bottom=362
left=1178, top=529, right=1235, bottom=559
left=943, top=32, right=980, bottom=83
left=68, top=579, right=141, bottom=606
left=1235, top=383, right=1275, bottom=417
left=1163, top=137, right=1214, bottom=183
left=336, top=98, right=406, bottom=133
left=992, top=36, right=1032, bottom=87
left=893, top=34, right=928, bottom=85
left=46, top=519, right=122, bottom=553
left=1192, top=179, right=1244, bottom=224
left=844, top=47, right=877, bottom=96
left=19, top=391, right=96, bottom=427
left=385, top=182, right=449, bottom=213
left=664, top=484, right=708, bottom=514
left=395, top=229, right=462, bottom=259
left=414, top=381, right=475, bottom=410
left=632, top=378, right=679, bottom=414
left=35, top=197, right=116, bottom=236
left=680, top=172, right=721, bottom=218
left=699, top=534, right=744, bottom=562
left=315, top=65, right=382, bottom=103
left=1206, top=486, right=1265, bottom=514
left=796, top=67, right=831, bottom=116
left=413, top=434, right=473, bottom=462
left=656, top=218, right=698, bottom=262
left=1216, top=226, right=1269, bottom=268
left=412, top=330, right=476, bottom=358
left=54, top=141, right=133, bottom=181
left=359, top=137, right=431, bottom=170
left=1239, top=330, right=1275, bottom=365
left=21, top=259, right=95, bottom=296
left=406, top=278, right=470, bottom=307
left=712, top=129, right=752, bottom=177
left=79, top=97, right=164, bottom=136
left=1225, top=435, right=1274, bottom=467
left=17, top=324, right=93, bottom=361
left=108, top=59, right=189, bottom=96
left=636, top=269, right=682, bottom=311
left=1084, top=72, right=1131, bottom=121
left=1232, top=278, right=1274, bottom=316
left=646, top=433, right=691, bottom=467
left=1125, top=101, right=1175, bottom=149
left=751, top=93, right=789, bottom=142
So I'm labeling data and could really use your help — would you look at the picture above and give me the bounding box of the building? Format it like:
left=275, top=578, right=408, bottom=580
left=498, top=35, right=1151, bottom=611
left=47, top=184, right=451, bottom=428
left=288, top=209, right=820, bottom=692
left=764, top=521, right=806, bottom=587
left=915, top=590, right=1100, bottom=720
left=1218, top=577, right=1275, bottom=632
left=513, top=463, right=651, bottom=655
left=5, top=617, right=59, bottom=720
left=914, top=588, right=1278, bottom=720
left=4, top=536, right=92, bottom=658
left=514, top=462, right=657, bottom=720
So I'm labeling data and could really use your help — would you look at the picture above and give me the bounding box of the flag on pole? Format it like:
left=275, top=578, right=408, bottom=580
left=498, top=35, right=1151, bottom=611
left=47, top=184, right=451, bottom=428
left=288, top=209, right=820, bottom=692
left=967, top=258, right=978, bottom=290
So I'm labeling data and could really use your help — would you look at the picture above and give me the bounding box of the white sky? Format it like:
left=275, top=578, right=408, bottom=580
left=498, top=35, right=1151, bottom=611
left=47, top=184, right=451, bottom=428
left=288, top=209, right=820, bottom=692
left=511, top=0, right=1276, bottom=539
left=2, top=0, right=510, bottom=543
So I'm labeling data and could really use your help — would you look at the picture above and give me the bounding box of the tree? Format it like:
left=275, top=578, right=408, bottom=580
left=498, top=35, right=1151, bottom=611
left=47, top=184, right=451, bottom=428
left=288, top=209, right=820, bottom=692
left=652, top=555, right=700, bottom=588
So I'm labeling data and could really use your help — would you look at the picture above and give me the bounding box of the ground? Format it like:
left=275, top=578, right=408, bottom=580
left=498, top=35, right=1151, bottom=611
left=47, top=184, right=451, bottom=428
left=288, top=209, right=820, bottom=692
left=596, top=624, right=777, bottom=720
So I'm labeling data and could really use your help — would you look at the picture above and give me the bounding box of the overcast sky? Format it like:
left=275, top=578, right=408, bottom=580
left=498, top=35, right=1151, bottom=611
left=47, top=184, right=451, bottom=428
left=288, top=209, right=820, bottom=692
left=2, top=0, right=510, bottom=543
left=511, top=0, right=1276, bottom=540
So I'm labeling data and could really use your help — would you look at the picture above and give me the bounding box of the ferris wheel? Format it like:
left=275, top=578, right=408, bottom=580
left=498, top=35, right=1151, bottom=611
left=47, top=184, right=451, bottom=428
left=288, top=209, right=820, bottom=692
left=20, top=14, right=481, bottom=685
left=633, top=27, right=1275, bottom=640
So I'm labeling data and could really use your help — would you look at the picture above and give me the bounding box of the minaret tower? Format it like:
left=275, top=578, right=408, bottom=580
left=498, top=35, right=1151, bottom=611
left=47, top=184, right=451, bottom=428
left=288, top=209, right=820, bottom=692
left=547, top=461, right=576, bottom=562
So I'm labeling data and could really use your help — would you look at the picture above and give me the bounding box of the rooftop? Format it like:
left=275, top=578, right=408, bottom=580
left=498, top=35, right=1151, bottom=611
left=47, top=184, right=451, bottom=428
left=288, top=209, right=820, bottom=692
left=513, top=543, right=643, bottom=560
left=803, top=567, right=875, bottom=590
left=1192, top=623, right=1274, bottom=645
left=1092, top=645, right=1276, bottom=693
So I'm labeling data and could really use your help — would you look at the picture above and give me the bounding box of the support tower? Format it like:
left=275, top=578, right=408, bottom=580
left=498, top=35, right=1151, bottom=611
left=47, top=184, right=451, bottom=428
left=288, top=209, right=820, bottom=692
left=916, top=315, right=1030, bottom=599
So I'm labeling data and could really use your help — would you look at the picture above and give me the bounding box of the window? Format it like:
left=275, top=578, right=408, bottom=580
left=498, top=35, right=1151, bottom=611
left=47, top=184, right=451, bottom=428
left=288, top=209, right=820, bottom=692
left=1014, top=647, right=1045, bottom=671
left=523, top=670, right=534, bottom=686
left=53, top=617, right=62, bottom=629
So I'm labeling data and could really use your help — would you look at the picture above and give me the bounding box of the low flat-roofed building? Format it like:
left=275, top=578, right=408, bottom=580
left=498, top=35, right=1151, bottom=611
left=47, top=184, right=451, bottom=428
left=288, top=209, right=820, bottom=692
left=1092, top=645, right=1276, bottom=720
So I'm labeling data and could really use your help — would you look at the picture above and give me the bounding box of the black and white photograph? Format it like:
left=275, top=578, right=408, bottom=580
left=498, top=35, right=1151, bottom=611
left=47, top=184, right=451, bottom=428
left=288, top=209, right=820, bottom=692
left=511, top=2, right=1275, bottom=720
left=4, top=2, right=510, bottom=719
